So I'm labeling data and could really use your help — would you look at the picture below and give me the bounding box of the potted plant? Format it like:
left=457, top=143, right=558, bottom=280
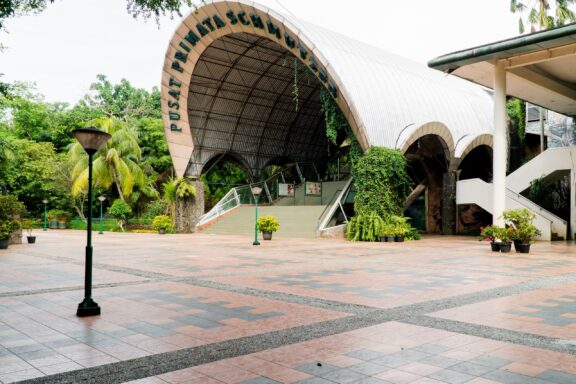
left=503, top=209, right=540, bottom=253
left=0, top=195, right=24, bottom=249
left=390, top=215, right=409, bottom=242
left=257, top=215, right=280, bottom=240
left=152, top=215, right=173, bottom=234
left=511, top=223, right=541, bottom=253
left=21, top=219, right=39, bottom=244
left=496, top=226, right=514, bottom=253
left=47, top=209, right=70, bottom=229
left=379, top=222, right=395, bottom=242
left=479, top=225, right=501, bottom=252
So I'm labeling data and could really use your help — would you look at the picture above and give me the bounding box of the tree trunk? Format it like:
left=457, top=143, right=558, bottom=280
left=404, top=182, right=426, bottom=210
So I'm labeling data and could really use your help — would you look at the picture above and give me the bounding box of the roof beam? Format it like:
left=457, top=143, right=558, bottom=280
left=508, top=65, right=576, bottom=101
left=504, top=42, right=576, bottom=69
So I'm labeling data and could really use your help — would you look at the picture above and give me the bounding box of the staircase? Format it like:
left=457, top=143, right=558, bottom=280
left=200, top=205, right=327, bottom=238
left=456, top=147, right=576, bottom=240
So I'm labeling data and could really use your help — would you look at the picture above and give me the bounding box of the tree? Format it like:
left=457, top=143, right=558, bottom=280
left=85, top=75, right=161, bottom=120
left=69, top=117, right=152, bottom=202
left=511, top=0, right=576, bottom=33
left=108, top=199, right=132, bottom=232
left=1, top=0, right=193, bottom=31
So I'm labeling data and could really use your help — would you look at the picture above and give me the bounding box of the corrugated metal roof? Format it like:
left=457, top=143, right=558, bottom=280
left=164, top=0, right=494, bottom=177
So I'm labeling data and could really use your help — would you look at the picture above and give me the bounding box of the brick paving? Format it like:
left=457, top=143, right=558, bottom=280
left=0, top=231, right=576, bottom=383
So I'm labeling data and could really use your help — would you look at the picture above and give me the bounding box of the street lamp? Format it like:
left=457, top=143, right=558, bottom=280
left=72, top=127, right=111, bottom=317
left=97, top=196, right=106, bottom=235
left=251, top=186, right=262, bottom=246
left=42, top=199, right=48, bottom=231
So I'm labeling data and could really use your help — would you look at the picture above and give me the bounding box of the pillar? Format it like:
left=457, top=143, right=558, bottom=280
left=175, top=180, right=205, bottom=233
left=493, top=61, right=508, bottom=226
left=442, top=171, right=457, bottom=235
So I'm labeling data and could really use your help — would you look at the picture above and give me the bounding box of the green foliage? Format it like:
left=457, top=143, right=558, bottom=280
left=152, top=215, right=174, bottom=232
left=108, top=199, right=132, bottom=232
left=69, top=117, right=153, bottom=202
left=134, top=117, right=172, bottom=174
left=479, top=225, right=500, bottom=242
left=507, top=98, right=525, bottom=143
left=320, top=89, right=362, bottom=164
left=503, top=208, right=541, bottom=243
left=21, top=218, right=40, bottom=235
left=346, top=211, right=384, bottom=242
left=146, top=199, right=169, bottom=219
left=85, top=75, right=161, bottom=120
left=497, top=226, right=515, bottom=242
left=47, top=209, right=71, bottom=221
left=511, top=0, right=576, bottom=33
left=353, top=147, right=411, bottom=217
left=257, top=215, right=280, bottom=233
left=0, top=195, right=24, bottom=239
left=201, top=162, right=249, bottom=210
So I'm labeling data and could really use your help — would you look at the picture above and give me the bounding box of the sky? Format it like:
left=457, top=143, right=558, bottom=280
left=1, top=0, right=520, bottom=105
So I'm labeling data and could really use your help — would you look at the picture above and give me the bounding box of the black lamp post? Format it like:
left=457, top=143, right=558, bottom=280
left=251, top=186, right=262, bottom=246
left=72, top=127, right=111, bottom=317
left=42, top=199, right=48, bottom=231
left=98, top=196, right=106, bottom=235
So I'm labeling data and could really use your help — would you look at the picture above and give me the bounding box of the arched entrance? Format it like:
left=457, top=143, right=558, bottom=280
left=405, top=134, right=450, bottom=233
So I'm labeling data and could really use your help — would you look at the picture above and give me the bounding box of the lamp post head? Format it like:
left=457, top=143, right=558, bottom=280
left=42, top=199, right=48, bottom=204
left=251, top=186, right=263, bottom=196
left=72, top=127, right=111, bottom=155
left=97, top=196, right=106, bottom=202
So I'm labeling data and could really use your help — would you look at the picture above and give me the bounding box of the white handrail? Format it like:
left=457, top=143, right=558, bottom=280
left=317, top=178, right=353, bottom=231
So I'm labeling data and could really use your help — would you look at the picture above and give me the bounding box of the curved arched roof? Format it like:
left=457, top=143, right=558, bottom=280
left=161, top=0, right=494, bottom=177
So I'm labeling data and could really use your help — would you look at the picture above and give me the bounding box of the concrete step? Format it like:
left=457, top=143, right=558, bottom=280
left=200, top=205, right=327, bottom=238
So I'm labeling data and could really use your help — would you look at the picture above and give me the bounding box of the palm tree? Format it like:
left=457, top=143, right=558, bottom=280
left=69, top=117, right=151, bottom=202
left=511, top=0, right=576, bottom=33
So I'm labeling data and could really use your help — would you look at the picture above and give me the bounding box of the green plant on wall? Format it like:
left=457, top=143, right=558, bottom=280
left=319, top=88, right=362, bottom=164
left=352, top=147, right=411, bottom=218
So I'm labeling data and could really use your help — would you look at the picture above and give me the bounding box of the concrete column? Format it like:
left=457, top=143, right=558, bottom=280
left=442, top=171, right=457, bottom=235
left=175, top=180, right=205, bottom=233
left=493, top=61, right=508, bottom=226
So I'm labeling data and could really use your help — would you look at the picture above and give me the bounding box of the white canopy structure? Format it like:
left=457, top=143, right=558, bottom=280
left=161, top=0, right=494, bottom=179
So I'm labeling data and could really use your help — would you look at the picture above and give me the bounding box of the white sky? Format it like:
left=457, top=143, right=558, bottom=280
left=1, top=0, right=519, bottom=105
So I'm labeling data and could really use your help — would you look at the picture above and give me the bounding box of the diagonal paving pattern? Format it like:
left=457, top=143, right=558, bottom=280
left=0, top=231, right=576, bottom=383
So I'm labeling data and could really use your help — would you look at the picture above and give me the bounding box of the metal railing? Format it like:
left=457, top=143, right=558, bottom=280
left=317, top=178, right=353, bottom=231
left=197, top=162, right=318, bottom=227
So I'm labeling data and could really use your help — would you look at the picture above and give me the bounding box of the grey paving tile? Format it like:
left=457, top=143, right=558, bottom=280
left=296, top=363, right=339, bottom=376
left=296, top=378, right=335, bottom=384
left=240, top=377, right=282, bottom=384
left=537, top=369, right=576, bottom=384
left=353, top=378, right=394, bottom=384
left=346, top=349, right=386, bottom=361
left=450, top=362, right=495, bottom=376
left=348, top=362, right=389, bottom=375
left=419, top=355, right=462, bottom=369
left=469, top=355, right=511, bottom=369
left=428, top=369, right=475, bottom=384
left=484, top=369, right=551, bottom=384
left=412, top=343, right=451, bottom=355
left=319, top=368, right=368, bottom=383
left=372, top=350, right=430, bottom=368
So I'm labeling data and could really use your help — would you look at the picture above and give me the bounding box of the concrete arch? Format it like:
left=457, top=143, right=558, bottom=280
left=454, top=133, right=494, bottom=166
left=398, top=121, right=455, bottom=162
left=161, top=0, right=367, bottom=177
left=200, top=151, right=254, bottom=179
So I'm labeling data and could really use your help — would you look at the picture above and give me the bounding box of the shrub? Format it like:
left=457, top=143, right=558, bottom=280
left=503, top=208, right=540, bottom=243
left=257, top=215, right=280, bottom=233
left=152, top=215, right=174, bottom=232
left=0, top=195, right=24, bottom=240
left=47, top=209, right=71, bottom=221
left=479, top=225, right=500, bottom=242
left=346, top=210, right=384, bottom=242
left=108, top=199, right=132, bottom=232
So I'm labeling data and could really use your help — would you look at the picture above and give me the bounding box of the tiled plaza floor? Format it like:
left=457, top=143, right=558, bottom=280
left=0, top=231, right=575, bottom=383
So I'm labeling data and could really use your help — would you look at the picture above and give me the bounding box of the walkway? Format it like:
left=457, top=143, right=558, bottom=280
left=1, top=231, right=576, bottom=383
